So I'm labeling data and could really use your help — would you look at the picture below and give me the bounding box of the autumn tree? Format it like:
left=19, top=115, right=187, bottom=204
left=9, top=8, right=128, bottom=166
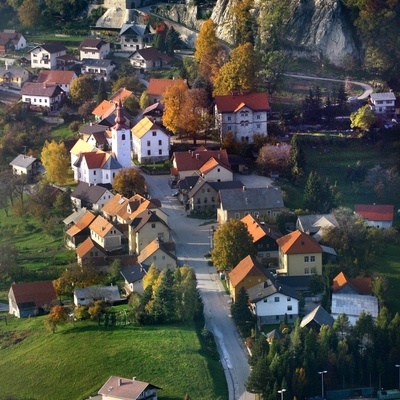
left=162, top=80, right=189, bottom=136
left=233, top=0, right=255, bottom=46
left=112, top=75, right=145, bottom=94
left=18, top=0, right=41, bottom=27
left=211, top=219, right=256, bottom=272
left=213, top=42, right=258, bottom=95
left=139, top=91, right=150, bottom=109
left=112, top=167, right=146, bottom=198
left=44, top=305, right=67, bottom=333
left=194, top=19, right=226, bottom=83
left=143, top=263, right=160, bottom=290
left=41, top=140, right=70, bottom=185
left=256, top=143, right=291, bottom=176
left=70, top=75, right=94, bottom=105
left=350, top=105, right=376, bottom=134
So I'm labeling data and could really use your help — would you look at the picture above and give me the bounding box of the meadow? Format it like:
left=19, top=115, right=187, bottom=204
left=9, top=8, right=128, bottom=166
left=0, top=316, right=227, bottom=400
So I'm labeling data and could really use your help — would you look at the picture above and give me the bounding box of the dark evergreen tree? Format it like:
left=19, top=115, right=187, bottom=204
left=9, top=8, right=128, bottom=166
left=97, top=77, right=108, bottom=105
left=246, top=353, right=272, bottom=399
left=231, top=286, right=254, bottom=336
left=150, top=269, right=175, bottom=323
left=166, top=26, right=182, bottom=56
left=289, top=134, right=305, bottom=181
left=153, top=32, right=167, bottom=53
left=303, top=171, right=322, bottom=211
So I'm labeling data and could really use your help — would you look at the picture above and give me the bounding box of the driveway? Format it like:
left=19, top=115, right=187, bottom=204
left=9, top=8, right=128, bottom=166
left=144, top=172, right=255, bottom=400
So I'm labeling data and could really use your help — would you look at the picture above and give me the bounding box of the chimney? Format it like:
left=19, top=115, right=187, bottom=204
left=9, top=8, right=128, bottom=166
left=218, top=153, right=220, bottom=159
left=132, top=377, right=137, bottom=381
left=242, top=186, right=246, bottom=191
left=43, top=82, right=46, bottom=89
left=195, top=153, right=199, bottom=160
left=5, top=60, right=8, bottom=70
left=118, top=378, right=122, bottom=386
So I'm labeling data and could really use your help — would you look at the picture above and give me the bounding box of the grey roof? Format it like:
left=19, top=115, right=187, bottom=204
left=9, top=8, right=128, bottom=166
left=297, top=214, right=338, bottom=234
left=276, top=275, right=311, bottom=291
left=81, top=58, right=114, bottom=68
left=219, top=186, right=284, bottom=211
left=30, top=43, right=67, bottom=53
left=130, top=210, right=169, bottom=232
left=71, top=181, right=111, bottom=204
left=120, top=263, right=148, bottom=284
left=0, top=66, right=29, bottom=77
left=188, top=176, right=244, bottom=198
left=120, top=23, right=149, bottom=37
left=370, top=92, right=396, bottom=101
left=247, top=271, right=299, bottom=303
left=74, top=285, right=120, bottom=302
left=320, top=245, right=337, bottom=256
left=266, top=329, right=283, bottom=340
left=79, top=124, right=108, bottom=135
left=63, top=207, right=88, bottom=225
left=300, top=305, right=334, bottom=328
left=178, top=176, right=199, bottom=191
left=9, top=154, right=37, bottom=168
left=143, top=101, right=164, bottom=115
left=102, top=155, right=122, bottom=170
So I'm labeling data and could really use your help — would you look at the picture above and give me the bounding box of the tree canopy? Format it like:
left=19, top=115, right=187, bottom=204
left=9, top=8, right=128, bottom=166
left=41, top=140, right=70, bottom=185
left=112, top=167, right=146, bottom=198
left=350, top=104, right=376, bottom=133
left=69, top=75, right=94, bottom=105
left=211, top=219, right=256, bottom=272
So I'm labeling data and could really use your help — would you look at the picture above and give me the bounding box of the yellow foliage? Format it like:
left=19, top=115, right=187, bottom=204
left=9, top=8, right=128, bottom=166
left=41, top=141, right=70, bottom=185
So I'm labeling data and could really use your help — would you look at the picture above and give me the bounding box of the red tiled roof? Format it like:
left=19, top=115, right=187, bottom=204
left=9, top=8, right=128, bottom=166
left=82, top=151, right=108, bottom=169
left=9, top=280, right=57, bottom=308
left=228, top=255, right=266, bottom=288
left=66, top=211, right=96, bottom=237
left=37, top=70, right=76, bottom=85
left=215, top=92, right=270, bottom=113
left=173, top=147, right=230, bottom=172
left=332, top=271, right=373, bottom=295
left=79, top=38, right=106, bottom=50
left=199, top=157, right=222, bottom=175
left=21, top=82, right=63, bottom=97
left=76, top=237, right=106, bottom=258
left=98, top=376, right=159, bottom=399
left=241, top=214, right=282, bottom=242
left=110, top=87, right=134, bottom=104
left=92, top=100, right=115, bottom=119
left=147, top=78, right=187, bottom=96
left=277, top=230, right=323, bottom=254
left=355, top=204, right=394, bottom=222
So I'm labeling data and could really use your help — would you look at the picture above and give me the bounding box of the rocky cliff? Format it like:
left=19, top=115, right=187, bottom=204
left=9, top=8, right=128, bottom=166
left=153, top=0, right=359, bottom=67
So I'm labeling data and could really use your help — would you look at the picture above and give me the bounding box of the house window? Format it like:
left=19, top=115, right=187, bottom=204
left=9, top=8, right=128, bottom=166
left=159, top=149, right=162, bottom=155
left=122, top=134, right=126, bottom=140
left=152, top=131, right=157, bottom=136
left=93, top=171, right=96, bottom=175
left=257, top=124, right=261, bottom=129
left=287, top=305, right=292, bottom=311
left=228, top=116, right=231, bottom=121
left=147, top=150, right=151, bottom=156
left=304, top=256, right=309, bottom=262
left=151, top=223, right=156, bottom=228
left=153, top=255, right=157, bottom=260
left=257, top=114, right=260, bottom=119
left=275, top=315, right=279, bottom=320
left=310, top=255, right=315, bottom=262
left=234, top=212, right=240, bottom=219
left=147, top=141, right=151, bottom=146
left=274, top=297, right=279, bottom=302
left=287, top=297, right=291, bottom=301
left=304, top=268, right=310, bottom=274
left=228, top=126, right=232, bottom=130
left=158, top=140, right=162, bottom=145
left=217, top=168, right=220, bottom=172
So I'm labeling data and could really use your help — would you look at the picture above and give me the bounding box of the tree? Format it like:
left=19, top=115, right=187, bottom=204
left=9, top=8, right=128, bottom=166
left=257, top=143, right=291, bottom=176
left=44, top=305, right=67, bottom=333
left=350, top=105, right=376, bottom=133
left=288, top=134, right=305, bottom=181
left=194, top=19, right=226, bottom=83
left=112, top=167, right=146, bottom=198
left=213, top=42, right=258, bottom=95
left=112, top=75, right=145, bottom=94
left=211, top=219, right=256, bottom=272
left=162, top=80, right=189, bottom=136
left=123, top=95, right=139, bottom=116
left=256, top=50, right=286, bottom=95
left=28, top=182, right=56, bottom=221
left=303, top=171, right=336, bottom=213
left=166, top=26, right=182, bottom=56
left=139, top=91, right=150, bottom=109
left=69, top=75, right=94, bottom=105
left=233, top=0, right=255, bottom=46
left=149, top=268, right=175, bottom=323
left=231, top=286, right=254, bottom=336
left=18, top=0, right=41, bottom=27
left=0, top=241, right=18, bottom=281
left=97, top=77, right=108, bottom=105
left=143, top=264, right=160, bottom=289
left=41, top=140, right=70, bottom=185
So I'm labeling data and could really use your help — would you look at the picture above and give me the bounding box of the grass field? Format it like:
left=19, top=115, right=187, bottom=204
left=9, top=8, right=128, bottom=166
left=0, top=316, right=227, bottom=400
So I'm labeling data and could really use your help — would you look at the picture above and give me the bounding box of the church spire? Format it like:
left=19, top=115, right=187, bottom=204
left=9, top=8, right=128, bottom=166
left=113, top=99, right=126, bottom=129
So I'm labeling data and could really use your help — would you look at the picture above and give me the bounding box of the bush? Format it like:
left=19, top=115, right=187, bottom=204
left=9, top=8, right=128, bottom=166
left=74, top=306, right=90, bottom=320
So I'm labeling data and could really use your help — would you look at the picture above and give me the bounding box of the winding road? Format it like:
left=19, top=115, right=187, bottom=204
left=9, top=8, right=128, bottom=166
left=145, top=172, right=259, bottom=400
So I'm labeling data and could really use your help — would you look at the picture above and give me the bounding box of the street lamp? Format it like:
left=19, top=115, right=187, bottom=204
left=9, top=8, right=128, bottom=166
left=318, top=370, right=327, bottom=399
left=395, top=365, right=400, bottom=390
left=278, top=388, right=286, bottom=400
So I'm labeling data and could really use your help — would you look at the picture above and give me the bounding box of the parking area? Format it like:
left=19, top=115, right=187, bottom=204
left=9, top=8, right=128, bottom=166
left=233, top=172, right=274, bottom=188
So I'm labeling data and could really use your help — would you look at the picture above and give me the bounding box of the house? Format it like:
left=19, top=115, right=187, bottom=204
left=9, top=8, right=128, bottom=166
left=276, top=230, right=324, bottom=276
left=79, top=38, right=110, bottom=60
left=76, top=237, right=108, bottom=266
left=266, top=328, right=283, bottom=343
left=85, top=131, right=112, bottom=151
left=70, top=181, right=114, bottom=211
left=331, top=271, right=378, bottom=325
left=247, top=271, right=299, bottom=324
left=186, top=178, right=243, bottom=212
left=131, top=117, right=170, bottom=163
left=81, top=59, right=115, bottom=80
left=65, top=210, right=97, bottom=249
left=137, top=238, right=177, bottom=270
left=354, top=204, right=394, bottom=228
left=63, top=207, right=88, bottom=228
left=97, top=376, right=160, bottom=400
left=36, top=70, right=77, bottom=94
left=142, top=102, right=164, bottom=125
left=0, top=65, right=31, bottom=89
left=171, top=146, right=231, bottom=181
left=8, top=281, right=57, bottom=318
left=129, top=210, right=171, bottom=255
left=300, top=305, right=334, bottom=331
left=118, top=23, right=152, bottom=52
left=147, top=78, right=188, bottom=104
left=79, top=123, right=109, bottom=143
left=9, top=154, right=40, bottom=180
left=89, top=215, right=124, bottom=252
left=30, top=43, right=67, bottom=69
left=110, top=87, right=134, bottom=104
left=73, top=285, right=121, bottom=306
left=241, top=214, right=282, bottom=266
left=21, top=82, right=65, bottom=111
left=92, top=99, right=135, bottom=128
left=296, top=213, right=339, bottom=242
left=120, top=263, right=148, bottom=295
left=214, top=91, right=270, bottom=143
left=129, top=47, right=172, bottom=72
left=70, top=138, right=97, bottom=166
left=228, top=255, right=266, bottom=302
left=369, top=92, right=396, bottom=115
left=217, top=186, right=285, bottom=224
left=0, top=30, right=26, bottom=53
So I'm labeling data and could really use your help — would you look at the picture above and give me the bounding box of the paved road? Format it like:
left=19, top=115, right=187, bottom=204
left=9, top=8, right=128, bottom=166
left=144, top=172, right=256, bottom=400
left=284, top=73, right=373, bottom=100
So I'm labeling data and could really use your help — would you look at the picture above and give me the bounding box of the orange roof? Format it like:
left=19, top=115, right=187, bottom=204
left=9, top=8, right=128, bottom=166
left=66, top=211, right=96, bottom=237
left=89, top=215, right=117, bottom=238
left=228, top=255, right=266, bottom=288
left=332, top=271, right=373, bottom=295
left=110, top=87, right=133, bottom=104
left=92, top=100, right=115, bottom=119
left=147, top=78, right=187, bottom=96
left=37, top=70, right=76, bottom=85
left=82, top=151, right=108, bottom=169
left=199, top=157, right=223, bottom=175
left=241, top=214, right=267, bottom=242
left=102, top=194, right=128, bottom=217
left=215, top=92, right=270, bottom=113
left=276, top=230, right=323, bottom=254
left=355, top=204, right=394, bottom=222
left=76, top=237, right=106, bottom=258
left=173, top=147, right=230, bottom=172
left=137, top=238, right=161, bottom=262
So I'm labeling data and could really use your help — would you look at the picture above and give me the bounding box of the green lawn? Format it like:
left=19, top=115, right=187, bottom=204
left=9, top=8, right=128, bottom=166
left=0, top=317, right=226, bottom=400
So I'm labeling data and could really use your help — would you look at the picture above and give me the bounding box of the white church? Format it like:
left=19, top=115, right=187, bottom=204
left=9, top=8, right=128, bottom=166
left=71, top=101, right=132, bottom=185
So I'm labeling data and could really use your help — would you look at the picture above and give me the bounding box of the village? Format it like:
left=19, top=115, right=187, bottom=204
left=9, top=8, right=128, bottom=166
left=0, top=1, right=400, bottom=399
